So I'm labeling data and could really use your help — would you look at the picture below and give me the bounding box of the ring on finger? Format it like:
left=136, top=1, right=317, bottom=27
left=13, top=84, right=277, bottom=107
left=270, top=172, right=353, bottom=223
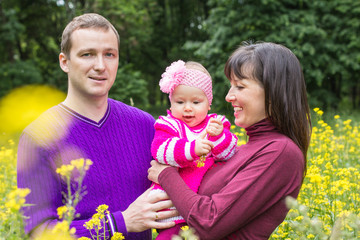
left=155, top=212, right=158, bottom=220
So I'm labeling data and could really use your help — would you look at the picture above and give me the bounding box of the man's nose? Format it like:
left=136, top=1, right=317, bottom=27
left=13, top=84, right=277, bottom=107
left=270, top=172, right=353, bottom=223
left=94, top=55, right=105, bottom=71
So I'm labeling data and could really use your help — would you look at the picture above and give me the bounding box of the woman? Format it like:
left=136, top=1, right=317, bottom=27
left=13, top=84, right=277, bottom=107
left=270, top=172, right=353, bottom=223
left=148, top=42, right=312, bottom=239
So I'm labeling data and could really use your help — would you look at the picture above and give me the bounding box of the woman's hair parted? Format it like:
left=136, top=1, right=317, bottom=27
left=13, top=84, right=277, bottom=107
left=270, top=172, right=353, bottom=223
left=224, top=42, right=312, bottom=178
left=60, top=13, right=120, bottom=58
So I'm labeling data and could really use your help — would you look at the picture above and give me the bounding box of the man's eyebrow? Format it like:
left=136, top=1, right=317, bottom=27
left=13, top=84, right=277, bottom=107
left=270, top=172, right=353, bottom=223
left=77, top=47, right=118, bottom=52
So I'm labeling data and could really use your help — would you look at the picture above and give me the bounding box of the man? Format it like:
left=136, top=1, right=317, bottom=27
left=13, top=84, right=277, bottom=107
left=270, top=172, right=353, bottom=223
left=17, top=13, right=176, bottom=239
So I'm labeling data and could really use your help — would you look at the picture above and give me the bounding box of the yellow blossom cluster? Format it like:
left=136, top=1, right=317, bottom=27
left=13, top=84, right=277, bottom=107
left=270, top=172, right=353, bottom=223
left=56, top=158, right=93, bottom=178
left=35, top=221, right=76, bottom=240
left=83, top=204, right=108, bottom=231
left=231, top=125, right=247, bottom=146
left=271, top=108, right=360, bottom=239
left=0, top=84, right=65, bottom=134
left=4, top=188, right=31, bottom=212
left=82, top=204, right=125, bottom=239
left=171, top=224, right=199, bottom=240
left=0, top=140, right=31, bottom=239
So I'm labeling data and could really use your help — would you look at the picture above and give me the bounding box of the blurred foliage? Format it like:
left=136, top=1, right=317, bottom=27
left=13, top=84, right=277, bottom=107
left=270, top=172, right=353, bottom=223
left=109, top=63, right=149, bottom=107
left=0, top=0, right=359, bottom=117
left=184, top=0, right=360, bottom=116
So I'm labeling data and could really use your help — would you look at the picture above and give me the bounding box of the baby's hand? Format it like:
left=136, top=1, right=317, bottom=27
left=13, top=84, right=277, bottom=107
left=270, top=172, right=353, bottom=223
left=194, top=131, right=214, bottom=157
left=206, top=117, right=224, bottom=137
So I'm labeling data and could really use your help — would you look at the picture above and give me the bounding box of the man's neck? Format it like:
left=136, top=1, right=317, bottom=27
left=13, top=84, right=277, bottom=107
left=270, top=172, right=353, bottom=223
left=62, top=95, right=109, bottom=123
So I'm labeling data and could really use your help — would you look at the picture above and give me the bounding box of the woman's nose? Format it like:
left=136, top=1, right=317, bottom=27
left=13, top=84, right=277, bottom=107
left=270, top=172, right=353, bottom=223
left=226, top=88, right=235, bottom=102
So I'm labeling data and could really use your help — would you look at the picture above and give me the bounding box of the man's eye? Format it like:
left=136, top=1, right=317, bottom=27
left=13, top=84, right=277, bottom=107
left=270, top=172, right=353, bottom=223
left=82, top=53, right=91, bottom=57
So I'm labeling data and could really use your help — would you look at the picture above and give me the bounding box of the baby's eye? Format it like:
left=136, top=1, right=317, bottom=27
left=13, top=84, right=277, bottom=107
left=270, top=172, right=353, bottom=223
left=176, top=101, right=184, bottom=104
left=193, top=101, right=200, bottom=104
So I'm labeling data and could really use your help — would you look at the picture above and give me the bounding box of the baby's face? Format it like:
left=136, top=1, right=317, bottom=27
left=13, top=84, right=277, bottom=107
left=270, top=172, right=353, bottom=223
left=170, top=85, right=211, bottom=127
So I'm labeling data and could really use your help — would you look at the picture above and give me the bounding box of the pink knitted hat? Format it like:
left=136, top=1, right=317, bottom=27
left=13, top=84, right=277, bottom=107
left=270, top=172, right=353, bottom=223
left=159, top=60, right=213, bottom=105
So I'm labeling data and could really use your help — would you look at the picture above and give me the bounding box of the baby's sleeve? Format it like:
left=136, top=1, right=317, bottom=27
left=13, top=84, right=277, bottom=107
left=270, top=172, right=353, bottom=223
left=208, top=115, right=238, bottom=161
left=151, top=117, right=197, bottom=168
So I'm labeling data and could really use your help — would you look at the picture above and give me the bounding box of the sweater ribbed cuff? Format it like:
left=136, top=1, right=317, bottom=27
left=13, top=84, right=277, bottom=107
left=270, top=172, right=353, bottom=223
left=110, top=211, right=128, bottom=238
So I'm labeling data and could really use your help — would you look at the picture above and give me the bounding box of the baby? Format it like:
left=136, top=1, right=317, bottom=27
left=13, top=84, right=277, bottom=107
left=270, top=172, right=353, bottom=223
left=151, top=60, right=238, bottom=239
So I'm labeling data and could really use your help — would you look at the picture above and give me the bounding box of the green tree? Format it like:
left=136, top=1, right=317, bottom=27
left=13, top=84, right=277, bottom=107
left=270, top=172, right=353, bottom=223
left=185, top=0, right=360, bottom=113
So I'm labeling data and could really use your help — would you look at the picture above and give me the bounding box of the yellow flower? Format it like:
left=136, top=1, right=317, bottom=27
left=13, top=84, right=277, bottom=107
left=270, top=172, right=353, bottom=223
left=35, top=221, right=76, bottom=239
left=57, top=205, right=73, bottom=219
left=78, top=237, right=91, bottom=240
left=307, top=233, right=315, bottom=238
left=0, top=84, right=65, bottom=133
left=5, top=188, right=30, bottom=211
left=334, top=115, right=340, bottom=119
left=56, top=164, right=75, bottom=178
left=84, top=217, right=101, bottom=230
left=71, top=158, right=85, bottom=170
left=111, top=232, right=125, bottom=240
left=70, top=158, right=93, bottom=171
left=181, top=225, right=189, bottom=231
left=96, top=204, right=109, bottom=216
left=52, top=221, right=71, bottom=233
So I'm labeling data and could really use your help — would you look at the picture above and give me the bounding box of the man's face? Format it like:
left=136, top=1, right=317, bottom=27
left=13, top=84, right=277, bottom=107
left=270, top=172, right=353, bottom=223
left=59, top=28, right=119, bottom=100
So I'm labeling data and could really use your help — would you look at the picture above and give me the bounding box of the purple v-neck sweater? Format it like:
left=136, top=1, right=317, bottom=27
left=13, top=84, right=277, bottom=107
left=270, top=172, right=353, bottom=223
left=17, top=99, right=155, bottom=239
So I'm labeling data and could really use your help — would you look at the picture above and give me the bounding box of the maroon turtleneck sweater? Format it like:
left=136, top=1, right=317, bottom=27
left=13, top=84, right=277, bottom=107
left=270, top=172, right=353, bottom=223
left=158, top=119, right=304, bottom=239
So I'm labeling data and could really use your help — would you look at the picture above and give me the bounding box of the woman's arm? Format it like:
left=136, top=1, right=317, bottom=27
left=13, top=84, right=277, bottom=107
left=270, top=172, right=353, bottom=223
left=149, top=141, right=304, bottom=239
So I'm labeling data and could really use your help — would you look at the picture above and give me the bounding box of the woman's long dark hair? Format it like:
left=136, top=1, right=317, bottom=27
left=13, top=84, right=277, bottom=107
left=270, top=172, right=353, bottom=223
left=224, top=42, right=312, bottom=178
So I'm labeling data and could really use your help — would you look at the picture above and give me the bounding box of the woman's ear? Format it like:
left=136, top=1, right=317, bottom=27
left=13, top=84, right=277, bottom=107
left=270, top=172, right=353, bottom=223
left=59, top=53, right=69, bottom=73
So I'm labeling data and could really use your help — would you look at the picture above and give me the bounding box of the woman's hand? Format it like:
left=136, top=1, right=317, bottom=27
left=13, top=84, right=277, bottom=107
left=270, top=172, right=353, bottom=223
left=148, top=160, right=171, bottom=184
left=122, top=187, right=178, bottom=232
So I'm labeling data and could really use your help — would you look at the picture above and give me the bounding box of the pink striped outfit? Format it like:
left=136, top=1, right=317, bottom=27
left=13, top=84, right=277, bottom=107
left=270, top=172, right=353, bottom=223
left=150, top=111, right=238, bottom=224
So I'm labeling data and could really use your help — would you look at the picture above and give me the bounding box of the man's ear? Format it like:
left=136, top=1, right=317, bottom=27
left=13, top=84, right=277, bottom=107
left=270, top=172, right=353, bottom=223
left=59, top=53, right=69, bottom=73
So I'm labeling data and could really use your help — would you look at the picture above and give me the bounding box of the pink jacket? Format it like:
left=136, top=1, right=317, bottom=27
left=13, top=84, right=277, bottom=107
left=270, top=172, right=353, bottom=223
left=151, top=112, right=238, bottom=193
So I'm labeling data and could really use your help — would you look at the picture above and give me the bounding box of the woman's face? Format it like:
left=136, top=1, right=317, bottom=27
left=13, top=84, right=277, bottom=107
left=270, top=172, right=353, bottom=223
left=225, top=70, right=266, bottom=128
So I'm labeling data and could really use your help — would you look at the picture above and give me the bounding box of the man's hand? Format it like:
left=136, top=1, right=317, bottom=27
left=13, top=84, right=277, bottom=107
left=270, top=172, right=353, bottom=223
left=122, top=187, right=178, bottom=232
left=194, top=131, right=214, bottom=157
left=206, top=117, right=224, bottom=137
